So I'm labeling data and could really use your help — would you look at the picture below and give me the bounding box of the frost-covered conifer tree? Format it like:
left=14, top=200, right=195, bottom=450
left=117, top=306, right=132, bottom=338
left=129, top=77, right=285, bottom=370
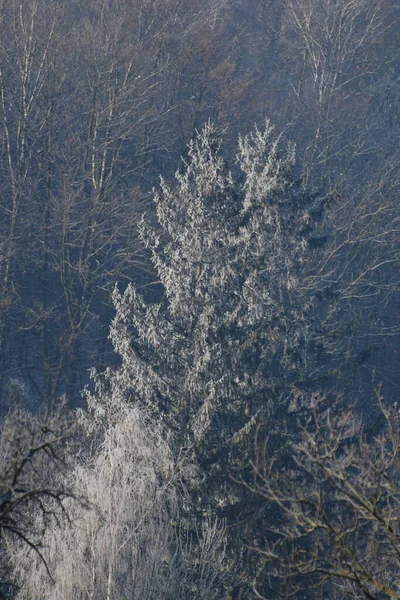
left=108, top=121, right=325, bottom=508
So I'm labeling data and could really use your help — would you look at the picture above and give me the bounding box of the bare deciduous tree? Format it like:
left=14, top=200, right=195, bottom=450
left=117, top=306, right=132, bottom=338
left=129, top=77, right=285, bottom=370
left=281, top=0, right=400, bottom=398
left=0, top=0, right=238, bottom=410
left=235, top=0, right=400, bottom=400
left=0, top=400, right=75, bottom=598
left=246, top=389, right=400, bottom=599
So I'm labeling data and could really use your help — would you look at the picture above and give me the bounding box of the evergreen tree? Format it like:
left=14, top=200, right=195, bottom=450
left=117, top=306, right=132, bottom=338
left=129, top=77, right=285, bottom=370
left=108, top=121, right=325, bottom=515
left=109, top=121, right=323, bottom=480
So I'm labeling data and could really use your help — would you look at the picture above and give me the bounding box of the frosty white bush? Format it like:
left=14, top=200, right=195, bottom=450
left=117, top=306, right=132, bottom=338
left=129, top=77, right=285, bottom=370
left=10, top=384, right=229, bottom=600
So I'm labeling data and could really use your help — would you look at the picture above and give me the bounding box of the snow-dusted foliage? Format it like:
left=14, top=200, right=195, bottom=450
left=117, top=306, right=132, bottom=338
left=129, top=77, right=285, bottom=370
left=0, top=403, right=75, bottom=595
left=11, top=387, right=229, bottom=600
left=108, top=121, right=324, bottom=499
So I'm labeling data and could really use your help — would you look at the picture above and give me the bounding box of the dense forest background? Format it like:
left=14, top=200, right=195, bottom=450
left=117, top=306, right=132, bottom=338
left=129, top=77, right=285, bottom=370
left=0, top=0, right=399, bottom=598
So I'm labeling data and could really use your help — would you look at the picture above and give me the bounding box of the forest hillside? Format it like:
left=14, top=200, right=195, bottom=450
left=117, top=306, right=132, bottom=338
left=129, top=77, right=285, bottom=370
left=0, top=1, right=399, bottom=598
